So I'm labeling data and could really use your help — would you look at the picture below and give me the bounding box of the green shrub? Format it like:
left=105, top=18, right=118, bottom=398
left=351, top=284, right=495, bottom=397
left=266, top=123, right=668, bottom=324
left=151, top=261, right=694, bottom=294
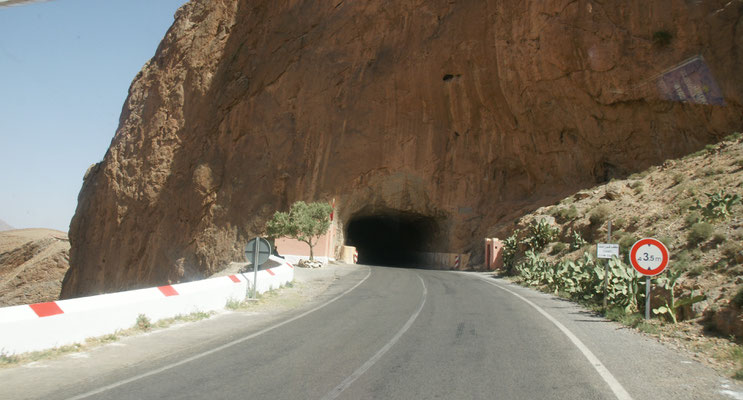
left=515, top=252, right=644, bottom=312
left=686, top=264, right=705, bottom=278
left=735, top=368, right=743, bottom=381
left=675, top=251, right=704, bottom=276
left=619, top=234, right=639, bottom=256
left=691, top=190, right=741, bottom=221
left=589, top=205, right=611, bottom=226
left=225, top=298, right=243, bottom=310
left=652, top=270, right=705, bottom=323
left=136, top=314, right=152, bottom=331
left=631, top=181, right=645, bottom=194
left=685, top=149, right=707, bottom=159
left=688, top=222, right=714, bottom=246
left=605, top=307, right=643, bottom=327
left=636, top=321, right=660, bottom=335
left=550, top=242, right=567, bottom=255
left=570, top=230, right=588, bottom=251
left=722, top=242, right=743, bottom=261
left=657, top=235, right=674, bottom=249
left=724, top=132, right=742, bottom=142
left=711, top=232, right=727, bottom=247
left=614, top=217, right=627, bottom=229
left=525, top=218, right=559, bottom=251
left=551, top=205, right=578, bottom=223
left=645, top=213, right=664, bottom=226
left=676, top=260, right=694, bottom=273
left=0, top=352, right=20, bottom=366
left=685, top=211, right=704, bottom=227
left=733, top=287, right=743, bottom=308
left=502, top=231, right=521, bottom=272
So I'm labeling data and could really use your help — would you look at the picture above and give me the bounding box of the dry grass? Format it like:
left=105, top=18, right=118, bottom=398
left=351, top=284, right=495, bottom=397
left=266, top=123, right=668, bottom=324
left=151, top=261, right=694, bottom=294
left=0, top=310, right=215, bottom=369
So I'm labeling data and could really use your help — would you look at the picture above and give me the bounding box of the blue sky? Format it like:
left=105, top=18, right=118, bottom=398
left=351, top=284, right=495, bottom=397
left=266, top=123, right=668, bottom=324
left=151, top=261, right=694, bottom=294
left=0, top=0, right=187, bottom=232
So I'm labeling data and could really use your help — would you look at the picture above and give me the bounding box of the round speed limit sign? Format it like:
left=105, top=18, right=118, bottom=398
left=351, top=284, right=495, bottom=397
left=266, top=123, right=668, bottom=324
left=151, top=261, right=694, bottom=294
left=629, top=238, right=669, bottom=276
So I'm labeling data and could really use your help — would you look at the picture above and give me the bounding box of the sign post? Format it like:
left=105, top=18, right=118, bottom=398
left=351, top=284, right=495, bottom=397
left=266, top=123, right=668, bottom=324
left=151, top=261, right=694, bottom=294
left=597, top=221, right=617, bottom=310
left=244, top=237, right=272, bottom=299
left=629, top=238, right=669, bottom=319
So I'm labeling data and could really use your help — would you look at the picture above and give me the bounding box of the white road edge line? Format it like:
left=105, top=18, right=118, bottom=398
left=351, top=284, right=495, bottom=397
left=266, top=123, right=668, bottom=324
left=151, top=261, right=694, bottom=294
left=477, top=276, right=633, bottom=400
left=65, top=266, right=373, bottom=400
left=320, top=274, right=428, bottom=400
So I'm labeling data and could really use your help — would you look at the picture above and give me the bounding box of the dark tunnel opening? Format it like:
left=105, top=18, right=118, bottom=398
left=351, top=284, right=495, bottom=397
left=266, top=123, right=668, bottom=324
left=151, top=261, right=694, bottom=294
left=345, top=212, right=441, bottom=267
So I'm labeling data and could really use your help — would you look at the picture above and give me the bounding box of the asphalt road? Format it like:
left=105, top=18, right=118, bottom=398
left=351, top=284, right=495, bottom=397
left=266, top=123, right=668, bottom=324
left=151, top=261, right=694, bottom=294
left=3, top=265, right=742, bottom=400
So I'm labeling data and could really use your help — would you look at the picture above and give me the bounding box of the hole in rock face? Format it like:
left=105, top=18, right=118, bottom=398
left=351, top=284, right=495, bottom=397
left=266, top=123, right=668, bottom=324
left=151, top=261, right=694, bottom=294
left=345, top=211, right=440, bottom=267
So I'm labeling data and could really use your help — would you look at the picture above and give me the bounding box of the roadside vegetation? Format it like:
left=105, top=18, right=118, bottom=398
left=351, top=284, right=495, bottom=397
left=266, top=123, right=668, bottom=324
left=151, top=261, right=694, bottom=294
left=493, top=132, right=743, bottom=379
left=225, top=281, right=296, bottom=311
left=266, top=201, right=332, bottom=261
left=0, top=310, right=214, bottom=368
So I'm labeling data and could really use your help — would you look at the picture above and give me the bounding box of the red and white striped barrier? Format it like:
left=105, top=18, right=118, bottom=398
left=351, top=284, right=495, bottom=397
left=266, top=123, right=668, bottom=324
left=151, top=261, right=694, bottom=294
left=0, top=256, right=293, bottom=355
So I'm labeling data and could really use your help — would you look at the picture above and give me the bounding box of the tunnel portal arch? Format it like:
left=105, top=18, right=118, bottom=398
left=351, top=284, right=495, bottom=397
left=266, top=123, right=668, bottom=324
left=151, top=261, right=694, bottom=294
left=344, top=210, right=444, bottom=267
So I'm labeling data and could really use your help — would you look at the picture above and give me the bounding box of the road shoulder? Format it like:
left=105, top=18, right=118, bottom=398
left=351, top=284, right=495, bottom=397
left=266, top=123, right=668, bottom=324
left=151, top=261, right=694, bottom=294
left=464, top=271, right=743, bottom=400
left=0, top=263, right=366, bottom=400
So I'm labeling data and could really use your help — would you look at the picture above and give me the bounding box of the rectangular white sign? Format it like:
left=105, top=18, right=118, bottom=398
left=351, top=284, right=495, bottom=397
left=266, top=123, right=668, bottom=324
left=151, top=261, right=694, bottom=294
left=597, top=243, right=620, bottom=259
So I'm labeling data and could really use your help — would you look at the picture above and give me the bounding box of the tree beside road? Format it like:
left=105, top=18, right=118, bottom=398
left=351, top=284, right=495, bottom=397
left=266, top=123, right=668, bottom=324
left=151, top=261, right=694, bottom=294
left=265, top=201, right=332, bottom=261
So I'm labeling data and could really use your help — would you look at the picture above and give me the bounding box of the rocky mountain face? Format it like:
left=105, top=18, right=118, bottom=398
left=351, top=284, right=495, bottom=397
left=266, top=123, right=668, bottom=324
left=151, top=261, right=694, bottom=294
left=62, top=0, right=743, bottom=297
left=0, top=229, right=70, bottom=306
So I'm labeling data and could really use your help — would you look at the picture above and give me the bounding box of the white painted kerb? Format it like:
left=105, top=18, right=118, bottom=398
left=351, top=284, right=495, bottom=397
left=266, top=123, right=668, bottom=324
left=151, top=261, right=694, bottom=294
left=0, top=256, right=293, bottom=355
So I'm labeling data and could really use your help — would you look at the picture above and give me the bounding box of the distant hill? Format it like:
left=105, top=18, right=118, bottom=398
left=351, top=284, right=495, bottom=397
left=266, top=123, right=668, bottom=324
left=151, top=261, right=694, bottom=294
left=0, top=219, right=14, bottom=232
left=0, top=229, right=70, bottom=306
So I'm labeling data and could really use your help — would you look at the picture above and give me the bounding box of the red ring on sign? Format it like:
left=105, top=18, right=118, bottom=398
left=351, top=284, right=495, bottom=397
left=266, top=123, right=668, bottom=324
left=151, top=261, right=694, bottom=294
left=629, top=238, right=669, bottom=276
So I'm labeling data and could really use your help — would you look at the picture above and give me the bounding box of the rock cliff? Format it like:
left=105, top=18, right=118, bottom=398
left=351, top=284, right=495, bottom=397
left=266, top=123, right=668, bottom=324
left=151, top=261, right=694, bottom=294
left=62, top=0, right=743, bottom=297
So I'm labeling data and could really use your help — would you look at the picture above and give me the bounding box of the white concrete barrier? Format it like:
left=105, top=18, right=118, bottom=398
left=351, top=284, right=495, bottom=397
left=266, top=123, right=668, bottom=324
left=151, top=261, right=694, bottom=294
left=0, top=256, right=293, bottom=355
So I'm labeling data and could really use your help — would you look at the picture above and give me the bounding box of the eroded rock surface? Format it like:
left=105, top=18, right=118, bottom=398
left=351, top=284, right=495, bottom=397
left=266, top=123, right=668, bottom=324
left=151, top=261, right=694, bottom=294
left=63, top=0, right=743, bottom=297
left=0, top=229, right=70, bottom=306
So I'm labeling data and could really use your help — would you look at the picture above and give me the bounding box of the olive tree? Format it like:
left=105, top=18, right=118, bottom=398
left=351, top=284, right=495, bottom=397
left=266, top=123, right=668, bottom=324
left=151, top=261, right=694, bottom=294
left=265, top=201, right=332, bottom=261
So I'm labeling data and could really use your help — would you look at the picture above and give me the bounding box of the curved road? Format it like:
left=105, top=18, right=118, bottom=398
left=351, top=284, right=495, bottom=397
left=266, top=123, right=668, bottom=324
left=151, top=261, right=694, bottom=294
left=3, top=265, right=742, bottom=399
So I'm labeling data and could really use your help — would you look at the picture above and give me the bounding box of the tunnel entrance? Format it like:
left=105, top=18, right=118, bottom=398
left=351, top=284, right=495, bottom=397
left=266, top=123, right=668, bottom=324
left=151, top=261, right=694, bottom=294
left=345, top=211, right=441, bottom=267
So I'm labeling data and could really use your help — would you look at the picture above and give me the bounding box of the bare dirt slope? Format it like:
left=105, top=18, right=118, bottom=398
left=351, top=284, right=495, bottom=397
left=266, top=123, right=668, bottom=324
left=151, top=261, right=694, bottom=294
left=492, top=133, right=743, bottom=330
left=0, top=229, right=70, bottom=307
left=492, top=133, right=743, bottom=377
